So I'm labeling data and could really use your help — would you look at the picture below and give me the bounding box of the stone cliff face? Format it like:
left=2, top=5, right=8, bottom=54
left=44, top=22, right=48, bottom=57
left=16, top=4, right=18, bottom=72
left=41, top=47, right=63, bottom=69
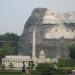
left=18, top=8, right=75, bottom=58
left=18, top=8, right=47, bottom=56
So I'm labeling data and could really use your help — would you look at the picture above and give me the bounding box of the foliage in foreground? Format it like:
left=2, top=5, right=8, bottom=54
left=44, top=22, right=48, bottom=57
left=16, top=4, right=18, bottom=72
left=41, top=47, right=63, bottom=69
left=57, top=58, right=75, bottom=67
left=36, top=63, right=56, bottom=75
left=0, top=42, right=15, bottom=59
left=0, top=33, right=19, bottom=59
left=36, top=63, right=75, bottom=75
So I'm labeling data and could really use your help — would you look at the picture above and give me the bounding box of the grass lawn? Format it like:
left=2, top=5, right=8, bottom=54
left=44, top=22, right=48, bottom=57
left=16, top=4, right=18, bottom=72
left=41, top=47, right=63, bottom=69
left=0, top=73, right=38, bottom=75
left=0, top=74, right=66, bottom=75
left=0, top=72, right=69, bottom=75
left=0, top=72, right=68, bottom=75
left=0, top=70, right=70, bottom=75
left=0, top=73, right=23, bottom=75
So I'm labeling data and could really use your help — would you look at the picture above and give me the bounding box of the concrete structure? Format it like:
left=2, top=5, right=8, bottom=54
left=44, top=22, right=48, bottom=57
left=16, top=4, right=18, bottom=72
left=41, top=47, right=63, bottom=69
left=32, top=29, right=36, bottom=64
left=39, top=49, right=46, bottom=63
left=2, top=54, right=57, bottom=68
left=2, top=56, right=31, bottom=69
left=39, top=49, right=51, bottom=63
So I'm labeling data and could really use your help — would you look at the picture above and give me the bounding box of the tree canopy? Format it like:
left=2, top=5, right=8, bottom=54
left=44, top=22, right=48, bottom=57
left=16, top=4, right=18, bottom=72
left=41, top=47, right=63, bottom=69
left=0, top=33, right=19, bottom=41
left=68, top=44, right=75, bottom=59
left=0, top=33, right=19, bottom=60
left=0, top=42, right=15, bottom=59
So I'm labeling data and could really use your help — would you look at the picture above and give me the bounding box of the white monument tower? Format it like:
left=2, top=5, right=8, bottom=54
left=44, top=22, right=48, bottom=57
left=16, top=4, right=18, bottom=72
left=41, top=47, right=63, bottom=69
left=32, top=29, right=36, bottom=64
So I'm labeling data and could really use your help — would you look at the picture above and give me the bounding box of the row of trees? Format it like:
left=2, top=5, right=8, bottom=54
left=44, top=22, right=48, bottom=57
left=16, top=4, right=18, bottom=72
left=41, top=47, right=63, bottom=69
left=0, top=42, right=15, bottom=59
left=0, top=33, right=19, bottom=41
left=0, top=33, right=20, bottom=60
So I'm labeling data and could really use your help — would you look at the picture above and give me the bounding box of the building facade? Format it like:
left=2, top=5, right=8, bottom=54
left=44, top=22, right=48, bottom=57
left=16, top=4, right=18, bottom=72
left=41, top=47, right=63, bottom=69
left=2, top=56, right=31, bottom=69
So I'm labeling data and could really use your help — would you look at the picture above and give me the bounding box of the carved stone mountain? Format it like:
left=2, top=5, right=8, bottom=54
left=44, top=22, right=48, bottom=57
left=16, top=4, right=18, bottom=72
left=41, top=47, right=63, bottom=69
left=18, top=8, right=75, bottom=58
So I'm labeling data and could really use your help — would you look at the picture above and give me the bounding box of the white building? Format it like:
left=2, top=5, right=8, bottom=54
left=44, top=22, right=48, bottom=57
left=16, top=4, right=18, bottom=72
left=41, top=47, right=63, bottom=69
left=39, top=49, right=57, bottom=63
left=2, top=55, right=31, bottom=69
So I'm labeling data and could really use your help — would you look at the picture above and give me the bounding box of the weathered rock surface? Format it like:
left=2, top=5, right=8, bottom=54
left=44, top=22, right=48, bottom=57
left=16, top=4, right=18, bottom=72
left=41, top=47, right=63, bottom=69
left=18, top=8, right=75, bottom=58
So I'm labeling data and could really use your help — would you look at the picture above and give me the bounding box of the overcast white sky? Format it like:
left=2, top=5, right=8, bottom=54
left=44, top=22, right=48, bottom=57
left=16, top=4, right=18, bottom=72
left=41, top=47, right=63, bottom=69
left=0, top=0, right=75, bottom=35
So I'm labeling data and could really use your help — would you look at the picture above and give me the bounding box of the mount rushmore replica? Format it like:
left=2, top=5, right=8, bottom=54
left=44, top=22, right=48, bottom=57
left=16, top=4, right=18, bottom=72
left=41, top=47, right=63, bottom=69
left=18, top=8, right=75, bottom=58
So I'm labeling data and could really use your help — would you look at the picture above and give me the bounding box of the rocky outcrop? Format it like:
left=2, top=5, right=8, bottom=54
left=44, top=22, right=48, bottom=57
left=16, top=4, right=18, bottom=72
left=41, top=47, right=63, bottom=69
left=18, top=8, right=75, bottom=58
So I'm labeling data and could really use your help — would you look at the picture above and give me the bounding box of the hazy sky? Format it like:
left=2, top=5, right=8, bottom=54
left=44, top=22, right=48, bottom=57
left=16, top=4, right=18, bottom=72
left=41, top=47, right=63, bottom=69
left=0, top=0, right=75, bottom=35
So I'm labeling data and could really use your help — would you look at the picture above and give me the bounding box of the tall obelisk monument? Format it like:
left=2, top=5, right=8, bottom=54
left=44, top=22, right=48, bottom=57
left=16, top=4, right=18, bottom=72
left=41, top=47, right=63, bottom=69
left=32, top=29, right=36, bottom=64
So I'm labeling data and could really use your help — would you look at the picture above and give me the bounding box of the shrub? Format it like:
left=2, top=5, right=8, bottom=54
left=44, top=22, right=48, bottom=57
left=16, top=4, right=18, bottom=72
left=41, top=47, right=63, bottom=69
left=57, top=58, right=75, bottom=67
left=1, top=64, right=5, bottom=70
left=36, top=63, right=56, bottom=75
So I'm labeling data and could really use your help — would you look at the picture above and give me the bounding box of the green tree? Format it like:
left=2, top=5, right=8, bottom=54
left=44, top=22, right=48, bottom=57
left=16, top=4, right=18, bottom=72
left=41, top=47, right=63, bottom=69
left=0, top=33, right=19, bottom=41
left=0, top=42, right=15, bottom=59
left=0, top=33, right=19, bottom=55
left=1, top=64, right=5, bottom=70
left=68, top=44, right=75, bottom=59
left=36, top=63, right=56, bottom=75
left=57, top=58, right=75, bottom=67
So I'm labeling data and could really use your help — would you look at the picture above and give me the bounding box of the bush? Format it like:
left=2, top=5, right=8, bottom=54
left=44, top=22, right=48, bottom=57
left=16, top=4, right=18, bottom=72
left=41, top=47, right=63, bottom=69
left=56, top=68, right=71, bottom=74
left=36, top=63, right=56, bottom=75
left=1, top=64, right=5, bottom=70
left=57, top=58, right=75, bottom=67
